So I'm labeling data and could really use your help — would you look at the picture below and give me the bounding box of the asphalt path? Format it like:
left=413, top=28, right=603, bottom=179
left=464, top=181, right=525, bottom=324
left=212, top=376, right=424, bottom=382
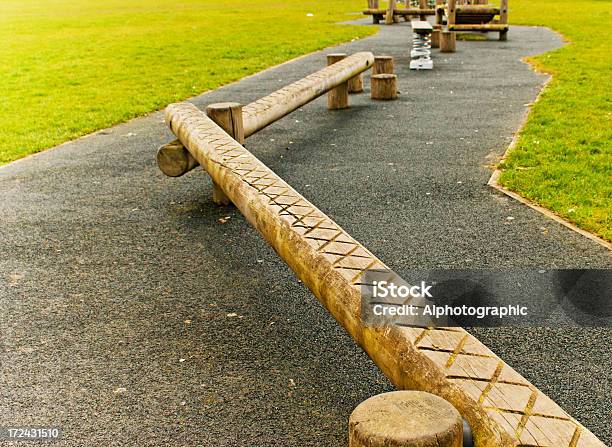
left=1, top=20, right=610, bottom=446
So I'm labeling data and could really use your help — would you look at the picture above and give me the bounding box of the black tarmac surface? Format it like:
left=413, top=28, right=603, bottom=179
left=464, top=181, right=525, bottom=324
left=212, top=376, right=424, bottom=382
left=1, top=20, right=610, bottom=446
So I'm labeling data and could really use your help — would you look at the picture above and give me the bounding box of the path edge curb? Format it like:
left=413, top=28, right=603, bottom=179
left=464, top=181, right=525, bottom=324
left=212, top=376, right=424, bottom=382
left=487, top=71, right=611, bottom=251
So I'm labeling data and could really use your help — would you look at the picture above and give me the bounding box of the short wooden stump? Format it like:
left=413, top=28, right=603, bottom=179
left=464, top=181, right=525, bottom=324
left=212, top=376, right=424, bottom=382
left=440, top=31, right=456, bottom=53
left=349, top=391, right=463, bottom=447
left=371, top=74, right=397, bottom=100
left=373, top=55, right=394, bottom=75
left=431, top=29, right=441, bottom=49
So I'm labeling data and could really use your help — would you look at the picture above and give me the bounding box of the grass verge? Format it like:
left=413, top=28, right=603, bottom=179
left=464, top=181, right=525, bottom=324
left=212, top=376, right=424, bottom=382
left=498, top=0, right=611, bottom=241
left=0, top=0, right=374, bottom=164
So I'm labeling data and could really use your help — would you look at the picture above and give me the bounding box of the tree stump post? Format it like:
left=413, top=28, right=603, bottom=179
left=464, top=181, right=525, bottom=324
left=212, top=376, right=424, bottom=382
left=349, top=391, right=463, bottom=447
left=373, top=55, right=394, bottom=75
left=440, top=30, right=456, bottom=52
left=386, top=0, right=397, bottom=24
left=326, top=54, right=349, bottom=109
left=371, top=74, right=397, bottom=100
left=431, top=28, right=441, bottom=48
left=205, top=102, right=245, bottom=206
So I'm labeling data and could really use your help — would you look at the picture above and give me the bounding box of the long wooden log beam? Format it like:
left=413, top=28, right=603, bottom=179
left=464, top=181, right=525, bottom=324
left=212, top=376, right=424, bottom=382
left=363, top=8, right=436, bottom=15
left=164, top=101, right=605, bottom=447
left=157, top=52, right=374, bottom=178
left=449, top=23, right=509, bottom=31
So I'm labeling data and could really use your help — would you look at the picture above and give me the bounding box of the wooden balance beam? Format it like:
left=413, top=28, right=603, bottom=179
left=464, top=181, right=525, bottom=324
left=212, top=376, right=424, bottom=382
left=163, top=101, right=606, bottom=447
left=157, top=52, right=374, bottom=179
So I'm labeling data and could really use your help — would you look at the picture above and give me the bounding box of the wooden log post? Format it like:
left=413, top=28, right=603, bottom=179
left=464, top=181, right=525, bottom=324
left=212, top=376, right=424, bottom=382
left=367, top=0, right=381, bottom=23
left=165, top=101, right=607, bottom=447
left=385, top=0, right=397, bottom=24
left=327, top=54, right=349, bottom=109
left=447, top=0, right=457, bottom=27
left=371, top=74, right=397, bottom=100
left=431, top=28, right=441, bottom=48
left=440, top=30, right=456, bottom=52
left=157, top=52, right=374, bottom=178
left=373, top=55, right=394, bottom=75
left=419, top=0, right=428, bottom=20
left=349, top=392, right=463, bottom=447
left=499, top=0, right=509, bottom=41
left=348, top=74, right=364, bottom=94
left=205, top=102, right=244, bottom=205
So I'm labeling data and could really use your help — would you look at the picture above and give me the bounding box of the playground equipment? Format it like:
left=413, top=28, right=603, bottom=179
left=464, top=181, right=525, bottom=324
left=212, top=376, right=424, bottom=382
left=410, top=20, right=434, bottom=70
left=436, top=0, right=509, bottom=40
left=364, top=0, right=437, bottom=24
left=157, top=52, right=375, bottom=182
left=160, top=99, right=606, bottom=447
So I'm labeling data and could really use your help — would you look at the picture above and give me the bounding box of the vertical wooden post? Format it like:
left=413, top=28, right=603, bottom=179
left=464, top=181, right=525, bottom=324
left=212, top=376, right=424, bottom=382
left=499, top=0, right=509, bottom=40
left=419, top=0, right=428, bottom=20
left=326, top=54, right=349, bottom=110
left=367, top=0, right=379, bottom=7
left=373, top=55, right=394, bottom=75
left=435, top=0, right=445, bottom=26
left=205, top=102, right=244, bottom=206
left=447, top=0, right=457, bottom=28
left=431, top=29, right=441, bottom=48
left=440, top=30, right=456, bottom=52
left=385, top=0, right=397, bottom=24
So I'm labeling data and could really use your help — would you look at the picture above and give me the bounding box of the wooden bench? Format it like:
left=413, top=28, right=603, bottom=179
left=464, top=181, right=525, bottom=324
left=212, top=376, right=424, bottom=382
left=436, top=0, right=509, bottom=40
left=364, top=0, right=436, bottom=24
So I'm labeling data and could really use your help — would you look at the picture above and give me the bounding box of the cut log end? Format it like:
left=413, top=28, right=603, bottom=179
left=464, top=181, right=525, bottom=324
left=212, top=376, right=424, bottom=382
left=156, top=140, right=198, bottom=178
left=349, top=391, right=463, bottom=447
left=371, top=74, right=397, bottom=100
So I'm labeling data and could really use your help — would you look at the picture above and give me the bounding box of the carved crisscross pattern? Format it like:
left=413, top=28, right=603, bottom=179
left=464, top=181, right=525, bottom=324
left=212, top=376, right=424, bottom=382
left=242, top=53, right=371, bottom=132
left=166, top=103, right=604, bottom=447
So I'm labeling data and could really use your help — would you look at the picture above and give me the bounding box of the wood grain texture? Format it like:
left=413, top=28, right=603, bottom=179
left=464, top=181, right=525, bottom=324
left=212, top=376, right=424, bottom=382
left=440, top=30, right=457, bottom=52
left=164, top=102, right=606, bottom=447
left=326, top=53, right=350, bottom=109
left=373, top=55, right=394, bottom=75
left=371, top=74, right=398, bottom=100
left=349, top=391, right=462, bottom=447
left=157, top=52, right=374, bottom=177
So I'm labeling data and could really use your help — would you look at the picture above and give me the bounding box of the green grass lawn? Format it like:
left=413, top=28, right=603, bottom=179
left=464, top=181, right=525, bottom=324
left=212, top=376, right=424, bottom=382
left=499, top=0, right=611, bottom=241
left=2, top=1, right=610, bottom=240
left=0, top=0, right=374, bottom=164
